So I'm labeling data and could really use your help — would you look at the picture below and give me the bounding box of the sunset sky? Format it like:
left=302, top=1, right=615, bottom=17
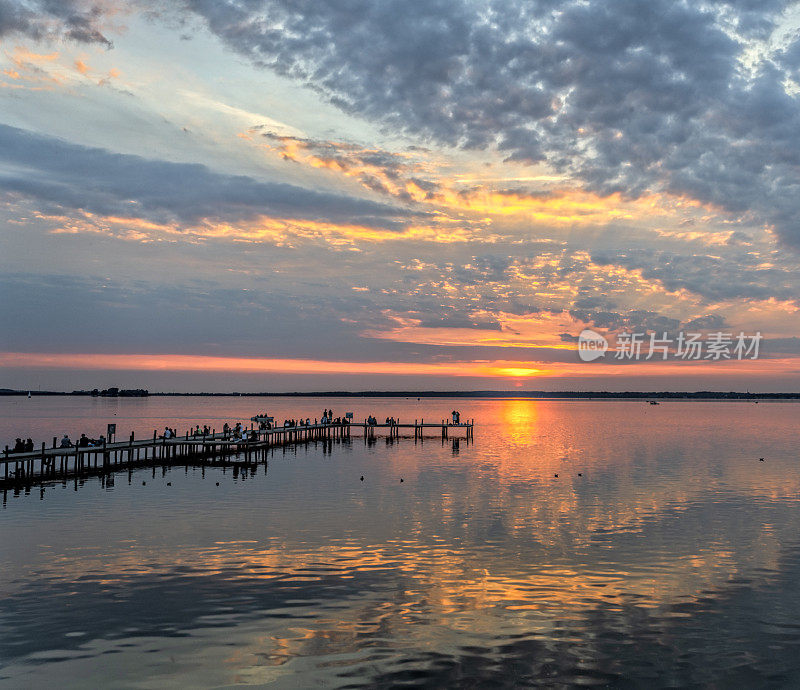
left=3, top=0, right=800, bottom=391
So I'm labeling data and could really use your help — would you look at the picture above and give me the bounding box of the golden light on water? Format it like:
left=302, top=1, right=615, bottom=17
left=501, top=399, right=540, bottom=445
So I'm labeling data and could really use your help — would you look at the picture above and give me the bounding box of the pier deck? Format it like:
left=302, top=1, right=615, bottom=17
left=1, top=417, right=474, bottom=488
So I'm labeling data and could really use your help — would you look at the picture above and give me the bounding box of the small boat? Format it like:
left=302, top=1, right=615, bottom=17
left=649, top=400, right=659, bottom=405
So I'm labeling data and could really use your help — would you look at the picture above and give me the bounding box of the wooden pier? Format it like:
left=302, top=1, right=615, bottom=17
left=1, top=417, right=474, bottom=489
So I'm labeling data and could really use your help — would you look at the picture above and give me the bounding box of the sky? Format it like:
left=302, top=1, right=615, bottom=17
left=3, top=0, right=800, bottom=392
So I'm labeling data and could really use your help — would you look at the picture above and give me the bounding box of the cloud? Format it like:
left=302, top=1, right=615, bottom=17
left=251, top=129, right=685, bottom=228
left=180, top=0, right=800, bottom=246
left=0, top=123, right=417, bottom=231
left=0, top=0, right=115, bottom=47
left=589, top=249, right=800, bottom=303
left=252, top=129, right=434, bottom=204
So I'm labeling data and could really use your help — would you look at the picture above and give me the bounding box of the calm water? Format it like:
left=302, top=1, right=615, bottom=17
left=2, top=396, right=800, bottom=688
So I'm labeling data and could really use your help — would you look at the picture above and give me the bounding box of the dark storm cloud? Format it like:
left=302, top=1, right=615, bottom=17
left=179, top=0, right=800, bottom=246
left=0, top=124, right=415, bottom=229
left=0, top=0, right=113, bottom=46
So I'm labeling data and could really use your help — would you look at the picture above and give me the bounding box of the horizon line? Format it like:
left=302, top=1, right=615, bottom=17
left=3, top=389, right=800, bottom=398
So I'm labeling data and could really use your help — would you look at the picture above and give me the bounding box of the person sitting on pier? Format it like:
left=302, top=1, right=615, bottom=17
left=78, top=433, right=90, bottom=447
left=60, top=434, right=72, bottom=448
left=13, top=438, right=25, bottom=452
left=249, top=429, right=258, bottom=441
left=193, top=425, right=202, bottom=437
left=223, top=422, right=230, bottom=437
left=24, top=438, right=34, bottom=452
left=163, top=427, right=173, bottom=439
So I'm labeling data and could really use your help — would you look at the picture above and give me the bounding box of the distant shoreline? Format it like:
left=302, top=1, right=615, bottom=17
left=2, top=390, right=800, bottom=399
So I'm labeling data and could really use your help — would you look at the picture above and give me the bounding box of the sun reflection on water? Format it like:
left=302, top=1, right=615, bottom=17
left=500, top=398, right=540, bottom=446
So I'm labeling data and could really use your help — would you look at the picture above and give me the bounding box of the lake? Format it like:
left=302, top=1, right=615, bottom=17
left=1, top=396, right=799, bottom=687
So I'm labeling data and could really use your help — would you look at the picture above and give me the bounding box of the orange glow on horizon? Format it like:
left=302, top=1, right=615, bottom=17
left=0, top=351, right=796, bottom=380
left=0, top=351, right=550, bottom=378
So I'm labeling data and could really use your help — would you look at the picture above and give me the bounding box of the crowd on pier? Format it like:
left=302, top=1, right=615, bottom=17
left=53, top=433, right=109, bottom=448
left=12, top=438, right=34, bottom=452
left=9, top=408, right=473, bottom=456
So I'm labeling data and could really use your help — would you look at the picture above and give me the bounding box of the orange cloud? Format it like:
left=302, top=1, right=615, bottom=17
left=75, top=59, right=91, bottom=75
left=10, top=47, right=58, bottom=67
left=38, top=209, right=476, bottom=246
left=2, top=46, right=62, bottom=89
left=250, top=132, right=722, bottom=230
